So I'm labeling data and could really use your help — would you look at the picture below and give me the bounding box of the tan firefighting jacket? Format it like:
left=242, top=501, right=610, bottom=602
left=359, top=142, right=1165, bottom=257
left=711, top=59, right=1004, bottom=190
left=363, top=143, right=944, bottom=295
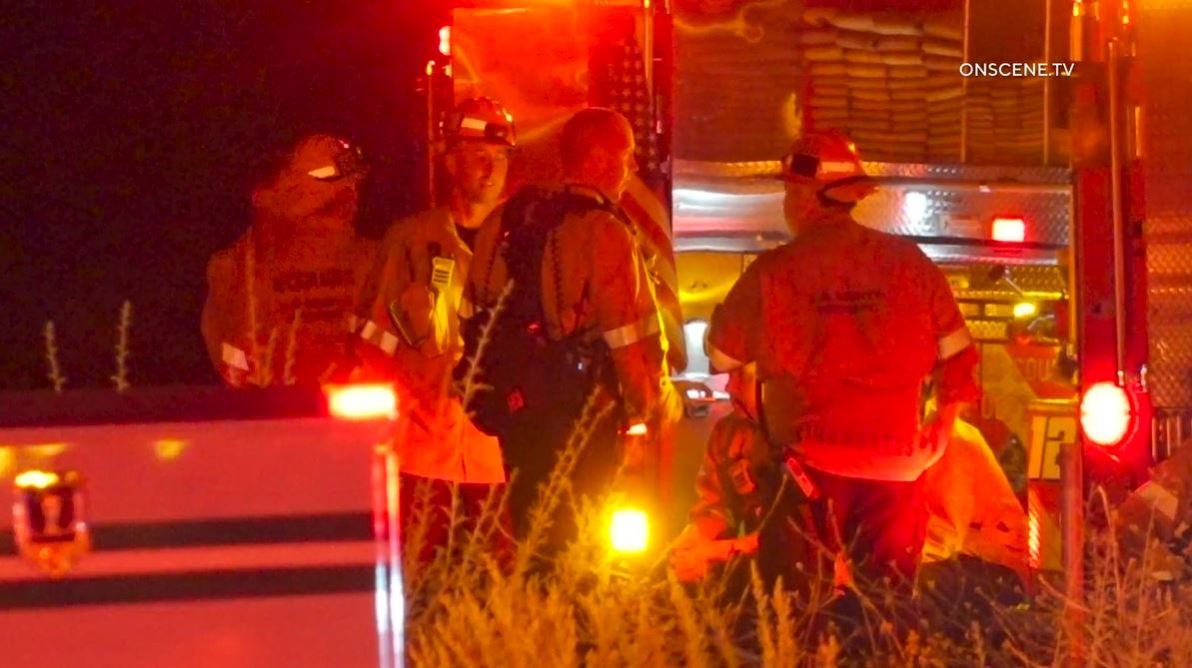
left=354, top=207, right=504, bottom=484
left=621, top=174, right=687, bottom=374
left=465, top=185, right=675, bottom=426
left=687, top=413, right=770, bottom=541
left=201, top=224, right=375, bottom=387
left=921, top=418, right=1030, bottom=576
left=1115, top=440, right=1192, bottom=580
left=682, top=412, right=1027, bottom=578
left=706, top=212, right=980, bottom=481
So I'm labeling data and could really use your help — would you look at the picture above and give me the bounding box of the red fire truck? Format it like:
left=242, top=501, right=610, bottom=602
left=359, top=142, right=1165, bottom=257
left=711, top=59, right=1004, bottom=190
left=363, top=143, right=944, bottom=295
left=432, top=0, right=1192, bottom=577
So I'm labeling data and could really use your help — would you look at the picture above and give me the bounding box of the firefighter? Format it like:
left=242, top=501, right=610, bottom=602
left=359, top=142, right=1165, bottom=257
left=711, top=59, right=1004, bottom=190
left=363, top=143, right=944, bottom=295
left=920, top=400, right=1030, bottom=582
left=464, top=107, right=681, bottom=548
left=1114, top=440, right=1192, bottom=582
left=670, top=364, right=765, bottom=583
left=201, top=133, right=374, bottom=388
left=705, top=129, right=980, bottom=595
left=670, top=373, right=1026, bottom=588
left=352, top=98, right=513, bottom=562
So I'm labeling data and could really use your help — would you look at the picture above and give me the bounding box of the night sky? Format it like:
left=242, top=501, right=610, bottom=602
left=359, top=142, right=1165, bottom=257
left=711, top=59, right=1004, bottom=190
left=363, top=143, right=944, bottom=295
left=2, top=1, right=442, bottom=390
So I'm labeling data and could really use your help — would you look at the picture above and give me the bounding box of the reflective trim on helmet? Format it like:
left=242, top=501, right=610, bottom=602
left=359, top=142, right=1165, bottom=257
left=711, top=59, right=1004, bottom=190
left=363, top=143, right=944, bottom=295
left=938, top=327, right=974, bottom=360
left=221, top=343, right=249, bottom=371
left=818, top=160, right=860, bottom=177
left=706, top=343, right=744, bottom=374
left=359, top=320, right=379, bottom=342
left=305, top=140, right=366, bottom=182
left=307, top=165, right=338, bottom=180
left=603, top=314, right=661, bottom=350
left=378, top=330, right=399, bottom=356
left=1137, top=481, right=1180, bottom=522
left=358, top=319, right=400, bottom=356
left=460, top=116, right=488, bottom=132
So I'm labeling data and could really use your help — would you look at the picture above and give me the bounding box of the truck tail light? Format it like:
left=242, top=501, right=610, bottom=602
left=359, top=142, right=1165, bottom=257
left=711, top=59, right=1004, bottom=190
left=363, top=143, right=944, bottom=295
left=325, top=384, right=397, bottom=421
left=1080, top=382, right=1134, bottom=447
left=992, top=217, right=1027, bottom=243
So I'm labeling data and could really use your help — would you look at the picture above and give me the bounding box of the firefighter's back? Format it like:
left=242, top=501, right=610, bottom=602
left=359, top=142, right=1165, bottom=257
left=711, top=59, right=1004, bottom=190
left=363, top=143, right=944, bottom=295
left=751, top=214, right=951, bottom=479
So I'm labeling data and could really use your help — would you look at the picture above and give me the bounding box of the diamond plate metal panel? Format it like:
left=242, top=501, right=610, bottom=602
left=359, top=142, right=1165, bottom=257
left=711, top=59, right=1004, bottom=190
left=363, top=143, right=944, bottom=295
left=941, top=264, right=1069, bottom=300
left=675, top=159, right=1071, bottom=184
left=853, top=183, right=1070, bottom=246
left=1139, top=2, right=1192, bottom=408
left=968, top=319, right=1009, bottom=342
left=674, top=160, right=1072, bottom=253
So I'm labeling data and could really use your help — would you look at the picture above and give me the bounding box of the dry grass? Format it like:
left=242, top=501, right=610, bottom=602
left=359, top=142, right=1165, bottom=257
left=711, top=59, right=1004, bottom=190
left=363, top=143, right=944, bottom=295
left=398, top=426, right=1192, bottom=667
left=43, top=321, right=67, bottom=393
left=111, top=300, right=133, bottom=392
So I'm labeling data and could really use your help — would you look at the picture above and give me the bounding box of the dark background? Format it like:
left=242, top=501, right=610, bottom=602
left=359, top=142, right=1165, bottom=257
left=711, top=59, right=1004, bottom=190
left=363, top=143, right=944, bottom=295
left=2, top=0, right=446, bottom=390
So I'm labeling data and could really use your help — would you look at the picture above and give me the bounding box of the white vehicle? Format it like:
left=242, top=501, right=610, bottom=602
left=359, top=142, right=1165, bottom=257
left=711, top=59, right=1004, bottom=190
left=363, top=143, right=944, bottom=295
left=0, top=384, right=402, bottom=668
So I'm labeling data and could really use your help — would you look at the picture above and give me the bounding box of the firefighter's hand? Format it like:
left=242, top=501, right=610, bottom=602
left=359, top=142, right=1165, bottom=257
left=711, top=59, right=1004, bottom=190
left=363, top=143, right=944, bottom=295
left=670, top=535, right=725, bottom=583
left=922, top=402, right=961, bottom=457
left=394, top=285, right=435, bottom=347
left=670, top=532, right=758, bottom=583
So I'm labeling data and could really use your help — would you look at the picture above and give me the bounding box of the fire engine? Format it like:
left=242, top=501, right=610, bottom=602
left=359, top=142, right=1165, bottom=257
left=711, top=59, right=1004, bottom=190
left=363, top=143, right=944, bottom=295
left=2, top=1, right=1190, bottom=666
left=429, top=0, right=1191, bottom=581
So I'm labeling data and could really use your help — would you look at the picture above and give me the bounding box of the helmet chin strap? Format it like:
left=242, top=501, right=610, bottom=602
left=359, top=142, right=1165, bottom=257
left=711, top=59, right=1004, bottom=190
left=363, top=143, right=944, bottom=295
left=815, top=175, right=872, bottom=207
left=815, top=188, right=851, bottom=207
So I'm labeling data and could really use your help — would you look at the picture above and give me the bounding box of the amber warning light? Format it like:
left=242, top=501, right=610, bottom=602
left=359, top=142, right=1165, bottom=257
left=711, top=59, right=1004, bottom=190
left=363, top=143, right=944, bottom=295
left=992, top=217, right=1027, bottom=243
left=624, top=422, right=649, bottom=437
left=325, top=384, right=398, bottom=421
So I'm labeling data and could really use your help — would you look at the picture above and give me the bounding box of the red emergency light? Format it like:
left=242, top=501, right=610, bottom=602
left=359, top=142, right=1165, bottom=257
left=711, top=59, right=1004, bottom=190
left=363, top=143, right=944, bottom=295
left=991, top=217, right=1027, bottom=243
left=438, top=26, right=451, bottom=57
left=1080, top=382, right=1134, bottom=447
left=325, top=384, right=398, bottom=421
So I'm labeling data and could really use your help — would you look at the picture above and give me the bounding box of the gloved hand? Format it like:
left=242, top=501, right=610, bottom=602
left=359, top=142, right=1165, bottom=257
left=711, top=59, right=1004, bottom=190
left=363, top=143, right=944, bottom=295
left=670, top=529, right=758, bottom=583
left=921, top=402, right=962, bottom=457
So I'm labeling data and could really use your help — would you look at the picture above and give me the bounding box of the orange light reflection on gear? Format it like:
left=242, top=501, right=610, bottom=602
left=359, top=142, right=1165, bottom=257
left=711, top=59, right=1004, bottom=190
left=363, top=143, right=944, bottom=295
left=1027, top=504, right=1041, bottom=571
left=674, top=0, right=788, bottom=43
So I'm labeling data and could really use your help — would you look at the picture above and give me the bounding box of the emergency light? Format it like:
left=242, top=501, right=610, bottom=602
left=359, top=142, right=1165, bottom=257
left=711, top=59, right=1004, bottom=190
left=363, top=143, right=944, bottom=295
left=1013, top=301, right=1038, bottom=319
left=609, top=507, right=650, bottom=555
left=325, top=384, right=398, bottom=421
left=992, top=217, right=1027, bottom=243
left=13, top=469, right=90, bottom=576
left=624, top=421, right=649, bottom=437
left=1080, top=382, right=1134, bottom=447
left=438, top=26, right=451, bottom=57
